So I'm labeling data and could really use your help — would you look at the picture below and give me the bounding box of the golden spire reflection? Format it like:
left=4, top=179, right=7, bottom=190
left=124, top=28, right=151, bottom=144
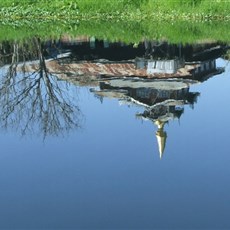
left=155, top=120, right=167, bottom=159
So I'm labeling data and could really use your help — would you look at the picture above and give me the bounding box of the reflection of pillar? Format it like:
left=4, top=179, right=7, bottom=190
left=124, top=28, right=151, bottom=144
left=155, top=120, right=167, bottom=159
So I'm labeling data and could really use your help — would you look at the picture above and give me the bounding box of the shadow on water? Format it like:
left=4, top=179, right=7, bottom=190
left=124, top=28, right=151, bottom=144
left=0, top=36, right=229, bottom=145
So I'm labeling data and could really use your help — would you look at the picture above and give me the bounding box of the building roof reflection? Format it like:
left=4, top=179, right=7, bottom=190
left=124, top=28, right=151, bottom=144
left=41, top=37, right=226, bottom=82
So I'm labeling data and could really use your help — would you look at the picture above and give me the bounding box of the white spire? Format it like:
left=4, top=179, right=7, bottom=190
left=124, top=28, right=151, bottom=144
left=155, top=120, right=167, bottom=159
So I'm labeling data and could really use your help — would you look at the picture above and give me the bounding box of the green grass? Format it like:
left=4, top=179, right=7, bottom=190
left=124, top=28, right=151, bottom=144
left=0, top=0, right=230, bottom=21
left=0, top=19, right=229, bottom=44
left=0, top=0, right=229, bottom=44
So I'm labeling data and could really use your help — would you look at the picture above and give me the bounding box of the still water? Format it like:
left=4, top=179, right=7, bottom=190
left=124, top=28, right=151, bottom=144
left=0, top=37, right=229, bottom=229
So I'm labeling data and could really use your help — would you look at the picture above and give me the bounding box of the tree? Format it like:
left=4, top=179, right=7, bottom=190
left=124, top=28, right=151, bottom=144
left=0, top=37, right=83, bottom=139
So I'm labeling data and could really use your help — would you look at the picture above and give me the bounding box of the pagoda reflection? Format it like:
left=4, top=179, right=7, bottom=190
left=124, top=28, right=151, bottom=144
left=83, top=39, right=226, bottom=158
left=92, top=81, right=199, bottom=158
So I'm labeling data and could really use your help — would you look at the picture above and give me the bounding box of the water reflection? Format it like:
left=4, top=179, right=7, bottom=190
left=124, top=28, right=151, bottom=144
left=0, top=37, right=82, bottom=138
left=91, top=80, right=199, bottom=158
left=42, top=36, right=226, bottom=81
left=0, top=36, right=228, bottom=145
left=76, top=37, right=226, bottom=158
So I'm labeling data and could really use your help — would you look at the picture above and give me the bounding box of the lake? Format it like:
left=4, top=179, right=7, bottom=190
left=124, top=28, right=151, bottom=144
left=0, top=36, right=229, bottom=229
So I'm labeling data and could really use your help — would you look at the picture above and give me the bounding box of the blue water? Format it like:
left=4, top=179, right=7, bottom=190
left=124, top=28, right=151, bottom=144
left=0, top=59, right=229, bottom=229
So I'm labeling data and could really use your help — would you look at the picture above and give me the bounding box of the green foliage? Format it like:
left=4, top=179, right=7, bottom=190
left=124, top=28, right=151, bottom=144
left=0, top=19, right=229, bottom=44
left=0, top=0, right=230, bottom=17
left=141, top=0, right=230, bottom=15
left=0, top=0, right=229, bottom=44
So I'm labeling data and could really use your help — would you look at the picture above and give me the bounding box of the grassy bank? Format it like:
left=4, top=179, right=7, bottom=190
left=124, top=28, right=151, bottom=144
left=0, top=0, right=229, bottom=44
left=0, top=0, right=230, bottom=22
left=0, top=19, right=229, bottom=44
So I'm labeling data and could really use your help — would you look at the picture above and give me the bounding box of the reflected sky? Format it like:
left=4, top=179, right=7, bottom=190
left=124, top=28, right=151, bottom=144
left=0, top=38, right=229, bottom=229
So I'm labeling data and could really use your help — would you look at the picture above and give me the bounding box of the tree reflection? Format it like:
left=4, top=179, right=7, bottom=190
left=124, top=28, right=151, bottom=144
left=0, top=37, right=82, bottom=138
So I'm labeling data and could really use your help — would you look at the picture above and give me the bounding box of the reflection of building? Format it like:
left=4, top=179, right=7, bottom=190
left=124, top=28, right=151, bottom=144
left=1, top=36, right=227, bottom=154
left=13, top=37, right=227, bottom=88
left=76, top=39, right=225, bottom=158
left=41, top=38, right=226, bottom=83
left=155, top=120, right=167, bottom=159
left=135, top=57, right=223, bottom=81
left=137, top=105, right=184, bottom=159
left=50, top=38, right=224, bottom=158
left=91, top=80, right=199, bottom=158
left=136, top=58, right=185, bottom=74
left=147, top=59, right=185, bottom=74
left=0, top=36, right=228, bottom=144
